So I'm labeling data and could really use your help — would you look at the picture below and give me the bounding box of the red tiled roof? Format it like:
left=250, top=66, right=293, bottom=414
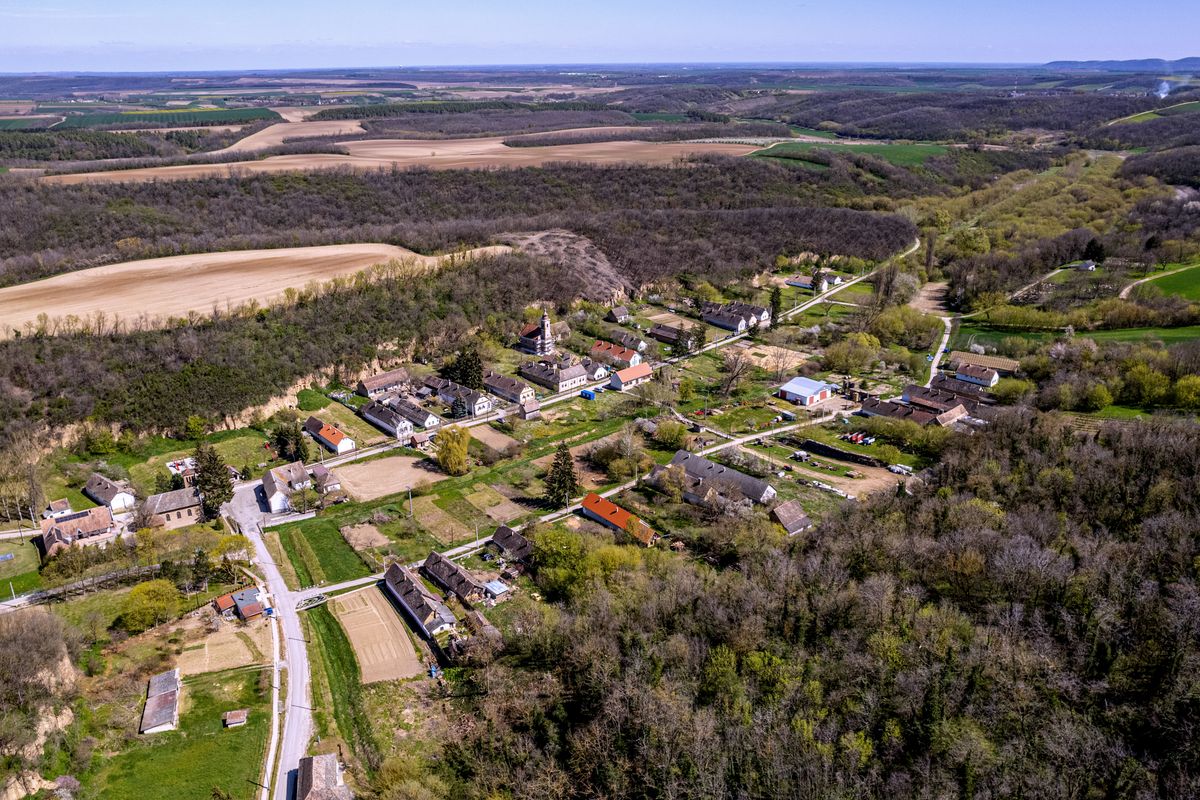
left=591, top=340, right=637, bottom=363
left=214, top=594, right=236, bottom=611
left=581, top=493, right=654, bottom=545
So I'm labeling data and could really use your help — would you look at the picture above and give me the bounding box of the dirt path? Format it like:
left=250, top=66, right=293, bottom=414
left=0, top=242, right=509, bottom=335
left=332, top=587, right=423, bottom=683
left=908, top=281, right=950, bottom=314
left=337, top=455, right=445, bottom=502
left=41, top=135, right=759, bottom=185
left=1119, top=264, right=1196, bottom=299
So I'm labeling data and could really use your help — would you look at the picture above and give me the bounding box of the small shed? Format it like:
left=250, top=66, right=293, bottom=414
left=223, top=709, right=249, bottom=728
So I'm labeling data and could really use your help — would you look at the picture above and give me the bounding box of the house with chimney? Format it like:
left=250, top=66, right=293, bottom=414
left=590, top=340, right=642, bottom=369
left=661, top=450, right=777, bottom=505
left=360, top=399, right=415, bottom=441
left=519, top=359, right=589, bottom=393
left=649, top=323, right=683, bottom=346
left=610, top=363, right=653, bottom=392
left=297, top=753, right=353, bottom=800
left=82, top=472, right=136, bottom=514
left=143, top=487, right=203, bottom=530
left=422, top=551, right=484, bottom=604
left=262, top=461, right=312, bottom=514
left=606, top=305, right=632, bottom=324
left=387, top=395, right=441, bottom=429
left=483, top=370, right=536, bottom=404
left=304, top=416, right=356, bottom=455
left=356, top=367, right=411, bottom=398
left=384, top=563, right=457, bottom=638
left=423, top=376, right=493, bottom=417
left=611, top=329, right=648, bottom=353
left=40, top=506, right=117, bottom=558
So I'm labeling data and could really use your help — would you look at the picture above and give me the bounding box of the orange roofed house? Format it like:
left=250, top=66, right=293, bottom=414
left=580, top=492, right=656, bottom=546
left=40, top=506, right=117, bottom=558
left=590, top=340, right=642, bottom=369
left=304, top=416, right=356, bottom=455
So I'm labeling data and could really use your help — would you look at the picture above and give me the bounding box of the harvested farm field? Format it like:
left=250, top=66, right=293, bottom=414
left=213, top=118, right=367, bottom=154
left=337, top=455, right=445, bottom=502
left=0, top=242, right=509, bottom=335
left=41, top=133, right=759, bottom=184
left=332, top=587, right=423, bottom=683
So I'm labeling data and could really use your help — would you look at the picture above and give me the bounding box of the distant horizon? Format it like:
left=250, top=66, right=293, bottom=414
left=2, top=0, right=1197, bottom=73
left=1, top=57, right=1197, bottom=78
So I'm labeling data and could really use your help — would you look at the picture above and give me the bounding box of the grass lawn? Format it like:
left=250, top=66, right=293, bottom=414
left=307, top=605, right=377, bottom=766
left=316, top=402, right=388, bottom=448
left=631, top=112, right=688, bottom=122
left=87, top=667, right=271, bottom=800
left=297, top=388, right=331, bottom=412
left=753, top=140, right=949, bottom=167
left=0, top=539, right=42, bottom=595
left=1141, top=263, right=1200, bottom=301
left=829, top=280, right=875, bottom=305
left=800, top=422, right=922, bottom=468
left=125, top=430, right=273, bottom=491
left=275, top=519, right=372, bottom=588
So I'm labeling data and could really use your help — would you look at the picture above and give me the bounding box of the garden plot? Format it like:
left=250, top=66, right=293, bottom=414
left=338, top=456, right=444, bottom=501
left=464, top=485, right=525, bottom=523
left=177, top=618, right=271, bottom=676
left=341, top=523, right=390, bottom=551
left=470, top=425, right=520, bottom=452
left=411, top=496, right=472, bottom=544
left=331, top=587, right=423, bottom=684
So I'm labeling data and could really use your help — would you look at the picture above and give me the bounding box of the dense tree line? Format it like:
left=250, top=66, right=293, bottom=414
left=0, top=254, right=580, bottom=441
left=501, top=121, right=790, bottom=146
left=0, top=129, right=168, bottom=163
left=356, top=108, right=638, bottom=138
left=438, top=412, right=1200, bottom=798
left=1121, top=146, right=1200, bottom=188
left=766, top=90, right=1157, bottom=141
left=1081, top=114, right=1200, bottom=151
left=0, top=158, right=928, bottom=288
left=311, top=99, right=613, bottom=121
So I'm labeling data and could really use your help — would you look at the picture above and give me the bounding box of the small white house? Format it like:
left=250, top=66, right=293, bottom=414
left=610, top=363, right=653, bottom=391
left=262, top=461, right=311, bottom=514
left=779, top=376, right=835, bottom=406
left=955, top=364, right=1000, bottom=387
left=304, top=416, right=356, bottom=455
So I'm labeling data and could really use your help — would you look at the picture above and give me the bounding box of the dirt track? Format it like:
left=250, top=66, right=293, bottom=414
left=41, top=134, right=758, bottom=184
left=0, top=242, right=509, bottom=335
left=332, top=587, right=423, bottom=683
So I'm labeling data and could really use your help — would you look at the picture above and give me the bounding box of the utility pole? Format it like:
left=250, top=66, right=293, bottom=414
left=408, top=488, right=413, bottom=518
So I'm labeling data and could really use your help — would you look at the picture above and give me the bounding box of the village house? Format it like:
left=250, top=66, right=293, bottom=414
left=143, top=487, right=203, bottom=530
left=297, top=753, right=353, bottom=800
left=610, top=362, right=654, bottom=392
left=702, top=307, right=748, bottom=333
left=930, top=373, right=992, bottom=400
left=648, top=323, right=683, bottom=346
left=955, top=363, right=1001, bottom=387
left=356, top=367, right=410, bottom=398
left=360, top=399, right=414, bottom=441
left=483, top=370, right=536, bottom=404
left=606, top=305, right=632, bottom=324
left=262, top=461, right=311, bottom=514
left=384, top=563, right=457, bottom=638
left=386, top=395, right=442, bottom=429
left=779, top=376, right=835, bottom=406
left=859, top=397, right=939, bottom=426
left=948, top=350, right=1019, bottom=377
left=304, top=416, right=356, bottom=455
left=517, top=309, right=570, bottom=356
left=611, top=329, right=648, bottom=353
left=139, top=669, right=180, bottom=735
left=579, top=357, right=609, bottom=382
left=519, top=359, right=589, bottom=393
left=771, top=500, right=814, bottom=536
left=310, top=464, right=342, bottom=496
left=590, top=340, right=642, bottom=368
left=663, top=450, right=777, bottom=505
left=42, top=498, right=73, bottom=520
left=490, top=525, right=533, bottom=562
left=423, top=376, right=494, bottom=417
left=40, top=506, right=117, bottom=558
left=580, top=493, right=656, bottom=546
left=903, top=385, right=983, bottom=415
left=82, top=472, right=136, bottom=514
left=518, top=398, right=542, bottom=421
left=231, top=587, right=264, bottom=620
left=786, top=274, right=829, bottom=293
left=422, top=551, right=484, bottom=603
left=213, top=593, right=237, bottom=617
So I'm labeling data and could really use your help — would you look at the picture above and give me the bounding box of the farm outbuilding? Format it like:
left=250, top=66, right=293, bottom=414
left=779, top=376, right=835, bottom=406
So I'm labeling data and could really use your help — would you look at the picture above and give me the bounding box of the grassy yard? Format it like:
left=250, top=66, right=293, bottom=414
left=275, top=520, right=372, bottom=588
left=124, top=429, right=273, bottom=492
left=315, top=401, right=389, bottom=449
left=87, top=667, right=271, bottom=800
left=0, top=539, right=42, bottom=595
left=754, top=140, right=949, bottom=167
left=1140, top=263, right=1200, bottom=301
left=307, top=606, right=378, bottom=768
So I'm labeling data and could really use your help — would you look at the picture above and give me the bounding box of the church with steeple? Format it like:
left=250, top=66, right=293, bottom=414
left=517, top=308, right=569, bottom=355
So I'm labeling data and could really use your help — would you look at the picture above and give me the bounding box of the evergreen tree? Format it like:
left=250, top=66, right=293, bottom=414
left=458, top=346, right=484, bottom=390
left=543, top=442, right=579, bottom=508
left=194, top=442, right=233, bottom=519
left=191, top=547, right=213, bottom=591
left=769, top=286, right=783, bottom=325
left=271, top=421, right=309, bottom=463
left=451, top=395, right=469, bottom=419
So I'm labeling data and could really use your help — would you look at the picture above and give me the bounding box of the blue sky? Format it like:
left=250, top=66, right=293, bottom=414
left=0, top=0, right=1195, bottom=72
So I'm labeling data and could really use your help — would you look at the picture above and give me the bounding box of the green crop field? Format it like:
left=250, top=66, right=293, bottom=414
left=631, top=112, right=689, bottom=122
left=56, top=108, right=279, bottom=129
left=1158, top=101, right=1200, bottom=116
left=88, top=667, right=271, bottom=800
left=789, top=126, right=839, bottom=139
left=276, top=520, right=372, bottom=587
left=954, top=322, right=1200, bottom=350
left=0, top=541, right=42, bottom=596
left=754, top=140, right=948, bottom=167
left=1142, top=264, right=1200, bottom=301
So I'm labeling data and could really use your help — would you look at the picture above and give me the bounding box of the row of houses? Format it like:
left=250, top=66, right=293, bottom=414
left=262, top=461, right=340, bottom=514
left=859, top=374, right=998, bottom=428
left=700, top=301, right=772, bottom=333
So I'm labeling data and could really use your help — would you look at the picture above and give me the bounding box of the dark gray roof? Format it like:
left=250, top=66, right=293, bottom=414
left=297, top=753, right=353, bottom=800
left=384, top=564, right=456, bottom=636
left=147, top=668, right=179, bottom=698
left=140, top=689, right=178, bottom=733
left=668, top=450, right=775, bottom=504
left=490, top=525, right=532, bottom=561
left=422, top=551, right=483, bottom=601
left=143, top=487, right=201, bottom=516
left=83, top=472, right=129, bottom=505
left=771, top=500, right=813, bottom=535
